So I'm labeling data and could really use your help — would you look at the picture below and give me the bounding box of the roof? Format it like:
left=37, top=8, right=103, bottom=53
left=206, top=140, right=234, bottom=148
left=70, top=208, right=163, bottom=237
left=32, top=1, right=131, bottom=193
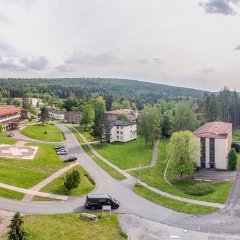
left=0, top=105, right=21, bottom=117
left=87, top=194, right=109, bottom=199
left=106, top=109, right=137, bottom=116
left=194, top=122, right=232, bottom=139
left=114, top=120, right=137, bottom=127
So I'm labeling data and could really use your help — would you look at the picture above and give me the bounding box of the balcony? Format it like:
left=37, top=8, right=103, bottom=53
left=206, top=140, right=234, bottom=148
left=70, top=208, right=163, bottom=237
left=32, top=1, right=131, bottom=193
left=0, top=114, right=21, bottom=123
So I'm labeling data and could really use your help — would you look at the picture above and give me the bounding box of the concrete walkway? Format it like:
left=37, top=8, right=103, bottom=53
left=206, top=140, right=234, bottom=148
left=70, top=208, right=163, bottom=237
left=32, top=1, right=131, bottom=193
left=70, top=126, right=224, bottom=209
left=0, top=182, right=68, bottom=201
left=22, top=162, right=79, bottom=201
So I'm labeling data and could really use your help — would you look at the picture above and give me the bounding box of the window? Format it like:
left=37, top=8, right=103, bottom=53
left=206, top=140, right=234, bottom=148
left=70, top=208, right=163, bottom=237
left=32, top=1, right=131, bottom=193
left=200, top=138, right=206, bottom=168
left=117, top=131, right=119, bottom=134
left=117, top=136, right=119, bottom=139
left=209, top=138, right=215, bottom=168
left=120, top=132, right=123, bottom=134
left=121, top=126, right=123, bottom=129
left=117, top=126, right=119, bottom=129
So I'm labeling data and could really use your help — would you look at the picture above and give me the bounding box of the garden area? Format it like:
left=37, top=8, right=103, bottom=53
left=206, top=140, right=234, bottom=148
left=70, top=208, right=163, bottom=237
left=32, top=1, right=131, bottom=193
left=93, top=138, right=153, bottom=170
left=20, top=123, right=65, bottom=142
left=131, top=140, right=233, bottom=204
left=3, top=213, right=127, bottom=240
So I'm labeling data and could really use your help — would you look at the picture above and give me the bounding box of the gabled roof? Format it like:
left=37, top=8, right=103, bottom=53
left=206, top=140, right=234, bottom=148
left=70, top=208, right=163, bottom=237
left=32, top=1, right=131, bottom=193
left=106, top=109, right=137, bottom=116
left=0, top=105, right=21, bottom=117
left=194, top=122, right=232, bottom=139
left=114, top=120, right=136, bottom=127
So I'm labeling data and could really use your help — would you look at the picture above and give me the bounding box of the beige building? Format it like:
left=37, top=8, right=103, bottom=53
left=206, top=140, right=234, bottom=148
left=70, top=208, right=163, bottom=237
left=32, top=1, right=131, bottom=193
left=110, top=120, right=137, bottom=143
left=194, top=121, right=232, bottom=170
left=64, top=111, right=82, bottom=124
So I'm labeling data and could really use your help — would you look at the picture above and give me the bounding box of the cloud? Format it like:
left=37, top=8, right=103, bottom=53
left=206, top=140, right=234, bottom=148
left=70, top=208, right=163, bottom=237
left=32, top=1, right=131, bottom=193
left=65, top=49, right=122, bottom=66
left=153, top=57, right=164, bottom=64
left=199, top=67, right=215, bottom=74
left=20, top=56, right=48, bottom=70
left=199, top=0, right=240, bottom=15
left=0, top=54, right=49, bottom=71
left=56, top=64, right=74, bottom=72
left=234, top=44, right=240, bottom=50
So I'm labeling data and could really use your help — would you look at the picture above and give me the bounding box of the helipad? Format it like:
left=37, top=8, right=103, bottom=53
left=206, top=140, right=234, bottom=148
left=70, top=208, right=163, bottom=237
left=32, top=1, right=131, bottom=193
left=0, top=145, right=38, bottom=160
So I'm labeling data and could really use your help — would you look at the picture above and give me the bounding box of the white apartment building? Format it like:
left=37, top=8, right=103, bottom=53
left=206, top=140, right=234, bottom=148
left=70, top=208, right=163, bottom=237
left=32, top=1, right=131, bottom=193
left=194, top=121, right=232, bottom=170
left=110, top=120, right=137, bottom=143
left=49, top=109, right=65, bottom=120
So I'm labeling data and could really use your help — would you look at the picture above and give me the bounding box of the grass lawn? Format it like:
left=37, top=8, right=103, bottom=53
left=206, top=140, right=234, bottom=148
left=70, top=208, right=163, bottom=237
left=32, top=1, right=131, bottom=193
left=233, top=130, right=240, bottom=141
left=40, top=165, right=95, bottom=196
left=131, top=139, right=233, bottom=204
left=94, top=138, right=153, bottom=170
left=0, top=138, right=17, bottom=145
left=0, top=187, right=24, bottom=200
left=0, top=132, right=7, bottom=137
left=67, top=126, right=84, bottom=143
left=20, top=123, right=65, bottom=142
left=74, top=126, right=95, bottom=142
left=134, top=184, right=218, bottom=214
left=0, top=143, right=66, bottom=189
left=3, top=213, right=127, bottom=240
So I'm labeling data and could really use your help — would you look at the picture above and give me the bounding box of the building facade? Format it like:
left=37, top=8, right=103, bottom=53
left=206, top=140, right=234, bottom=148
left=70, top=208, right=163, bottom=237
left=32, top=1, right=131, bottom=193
left=49, top=109, right=65, bottom=120
left=194, top=122, right=232, bottom=170
left=110, top=120, right=137, bottom=143
left=64, top=111, right=82, bottom=124
left=0, top=105, right=26, bottom=131
left=105, top=109, right=138, bottom=122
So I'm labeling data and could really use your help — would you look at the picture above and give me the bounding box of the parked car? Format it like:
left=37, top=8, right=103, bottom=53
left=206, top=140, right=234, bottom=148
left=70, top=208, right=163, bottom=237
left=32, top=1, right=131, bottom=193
left=55, top=146, right=66, bottom=151
left=64, top=156, right=77, bottom=163
left=84, top=194, right=120, bottom=210
left=7, top=132, right=14, bottom=137
left=57, top=149, right=68, bottom=155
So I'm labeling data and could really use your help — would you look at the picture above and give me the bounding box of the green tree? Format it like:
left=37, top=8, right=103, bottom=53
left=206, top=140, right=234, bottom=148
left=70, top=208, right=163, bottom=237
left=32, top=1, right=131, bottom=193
left=161, top=112, right=172, bottom=138
left=121, top=100, right=131, bottom=109
left=93, top=96, right=106, bottom=138
left=168, top=131, right=200, bottom=180
left=39, top=107, right=49, bottom=125
left=80, top=102, right=95, bottom=129
left=138, top=106, right=161, bottom=146
left=62, top=97, right=79, bottom=112
left=64, top=170, right=81, bottom=190
left=228, top=148, right=237, bottom=170
left=0, top=124, right=2, bottom=133
left=117, top=113, right=129, bottom=121
left=8, top=212, right=29, bottom=240
left=171, top=103, right=199, bottom=133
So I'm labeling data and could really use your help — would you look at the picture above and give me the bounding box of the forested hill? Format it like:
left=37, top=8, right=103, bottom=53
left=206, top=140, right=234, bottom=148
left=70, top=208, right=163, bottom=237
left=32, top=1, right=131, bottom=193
left=0, top=78, right=206, bottom=100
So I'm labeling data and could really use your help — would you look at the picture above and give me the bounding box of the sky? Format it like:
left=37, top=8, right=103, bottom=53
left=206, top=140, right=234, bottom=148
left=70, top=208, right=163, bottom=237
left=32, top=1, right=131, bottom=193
left=0, top=0, right=240, bottom=91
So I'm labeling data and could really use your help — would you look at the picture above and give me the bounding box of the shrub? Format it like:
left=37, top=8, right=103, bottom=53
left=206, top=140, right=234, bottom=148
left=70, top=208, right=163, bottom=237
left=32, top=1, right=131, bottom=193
left=84, top=173, right=96, bottom=185
left=231, top=142, right=240, bottom=153
left=185, top=183, right=215, bottom=196
left=228, top=148, right=238, bottom=170
left=64, top=170, right=81, bottom=190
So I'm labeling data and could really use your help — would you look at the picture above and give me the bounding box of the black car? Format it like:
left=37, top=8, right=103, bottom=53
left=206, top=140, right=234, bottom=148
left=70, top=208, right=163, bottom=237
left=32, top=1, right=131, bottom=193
left=64, top=156, right=77, bottom=163
left=84, top=194, right=120, bottom=210
left=55, top=146, right=65, bottom=151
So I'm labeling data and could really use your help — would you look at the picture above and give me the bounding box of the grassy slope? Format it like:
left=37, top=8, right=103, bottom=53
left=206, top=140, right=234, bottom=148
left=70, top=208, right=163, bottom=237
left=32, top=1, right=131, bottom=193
left=0, top=143, right=66, bottom=188
left=74, top=126, right=95, bottom=142
left=94, top=138, right=153, bottom=170
left=134, top=184, right=218, bottom=214
left=131, top=140, right=232, bottom=204
left=40, top=165, right=95, bottom=196
left=67, top=126, right=84, bottom=143
left=20, top=123, right=65, bottom=142
left=0, top=138, right=17, bottom=145
left=3, top=213, right=127, bottom=240
left=0, top=187, right=24, bottom=200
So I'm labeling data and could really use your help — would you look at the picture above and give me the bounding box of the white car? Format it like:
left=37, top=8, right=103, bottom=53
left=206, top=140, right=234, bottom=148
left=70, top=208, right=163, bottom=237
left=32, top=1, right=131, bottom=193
left=57, top=149, right=68, bottom=155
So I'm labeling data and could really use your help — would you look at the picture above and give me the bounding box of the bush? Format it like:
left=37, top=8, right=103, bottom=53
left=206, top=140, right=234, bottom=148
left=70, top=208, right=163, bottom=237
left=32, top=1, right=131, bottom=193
left=228, top=148, right=238, bottom=170
left=185, top=183, right=215, bottom=196
left=84, top=173, right=96, bottom=185
left=231, top=142, right=240, bottom=153
left=64, top=170, right=81, bottom=190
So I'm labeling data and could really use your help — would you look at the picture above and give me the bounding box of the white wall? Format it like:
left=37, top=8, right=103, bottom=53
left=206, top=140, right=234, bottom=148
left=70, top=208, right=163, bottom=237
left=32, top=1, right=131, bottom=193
left=110, top=124, right=137, bottom=143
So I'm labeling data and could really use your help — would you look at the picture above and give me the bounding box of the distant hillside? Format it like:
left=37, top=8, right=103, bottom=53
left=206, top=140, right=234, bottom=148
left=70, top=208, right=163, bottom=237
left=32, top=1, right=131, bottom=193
left=0, top=78, right=207, bottom=100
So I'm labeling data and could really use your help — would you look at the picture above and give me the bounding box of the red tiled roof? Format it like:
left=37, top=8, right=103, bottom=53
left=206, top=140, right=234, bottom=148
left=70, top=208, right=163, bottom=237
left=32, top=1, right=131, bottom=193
left=0, top=105, right=21, bottom=117
left=194, top=122, right=232, bottom=139
left=106, top=109, right=137, bottom=116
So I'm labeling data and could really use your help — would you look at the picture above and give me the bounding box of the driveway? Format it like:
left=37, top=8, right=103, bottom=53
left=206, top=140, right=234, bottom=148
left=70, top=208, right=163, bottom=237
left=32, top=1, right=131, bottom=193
left=1, top=123, right=240, bottom=237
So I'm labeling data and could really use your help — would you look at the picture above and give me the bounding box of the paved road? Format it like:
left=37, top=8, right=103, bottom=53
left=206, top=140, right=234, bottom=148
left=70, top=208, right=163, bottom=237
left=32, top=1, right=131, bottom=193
left=1, top=123, right=240, bottom=236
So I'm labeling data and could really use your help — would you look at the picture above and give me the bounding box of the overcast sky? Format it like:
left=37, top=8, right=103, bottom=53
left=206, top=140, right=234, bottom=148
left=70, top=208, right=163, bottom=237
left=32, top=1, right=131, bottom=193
left=0, top=0, right=240, bottom=91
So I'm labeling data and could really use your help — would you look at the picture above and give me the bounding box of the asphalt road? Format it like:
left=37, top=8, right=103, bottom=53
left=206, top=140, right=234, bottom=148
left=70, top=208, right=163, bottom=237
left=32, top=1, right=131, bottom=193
left=1, top=123, right=240, bottom=237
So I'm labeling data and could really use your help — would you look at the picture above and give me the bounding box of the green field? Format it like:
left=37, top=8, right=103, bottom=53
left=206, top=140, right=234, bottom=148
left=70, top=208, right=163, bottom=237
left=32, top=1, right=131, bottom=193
left=0, top=143, right=66, bottom=189
left=0, top=138, right=17, bottom=145
left=4, top=213, right=127, bottom=240
left=20, top=123, right=65, bottom=142
left=0, top=187, right=24, bottom=200
left=94, top=138, right=153, bottom=170
left=131, top=140, right=232, bottom=204
left=74, top=126, right=95, bottom=142
left=134, top=184, right=218, bottom=214
left=40, top=165, right=95, bottom=196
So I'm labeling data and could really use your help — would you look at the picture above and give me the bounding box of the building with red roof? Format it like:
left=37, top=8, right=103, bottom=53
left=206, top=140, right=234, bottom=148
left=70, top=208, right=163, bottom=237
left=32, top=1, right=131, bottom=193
left=0, top=105, right=26, bottom=131
left=194, top=122, right=232, bottom=169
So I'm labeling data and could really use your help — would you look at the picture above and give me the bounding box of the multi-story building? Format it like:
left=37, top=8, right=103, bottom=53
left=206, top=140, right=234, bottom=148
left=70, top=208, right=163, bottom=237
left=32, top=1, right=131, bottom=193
left=110, top=120, right=137, bottom=143
left=0, top=105, right=26, bottom=131
left=64, top=111, right=82, bottom=124
left=105, top=109, right=138, bottom=122
left=194, top=121, right=232, bottom=170
left=49, top=109, right=65, bottom=120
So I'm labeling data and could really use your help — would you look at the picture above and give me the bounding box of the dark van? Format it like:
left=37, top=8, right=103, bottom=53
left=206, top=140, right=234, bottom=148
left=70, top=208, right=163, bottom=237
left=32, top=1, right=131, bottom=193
left=84, top=194, right=120, bottom=210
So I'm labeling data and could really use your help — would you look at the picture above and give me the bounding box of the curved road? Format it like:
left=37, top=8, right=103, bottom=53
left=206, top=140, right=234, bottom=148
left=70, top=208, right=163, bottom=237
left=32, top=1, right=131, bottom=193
left=1, top=123, right=240, bottom=236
